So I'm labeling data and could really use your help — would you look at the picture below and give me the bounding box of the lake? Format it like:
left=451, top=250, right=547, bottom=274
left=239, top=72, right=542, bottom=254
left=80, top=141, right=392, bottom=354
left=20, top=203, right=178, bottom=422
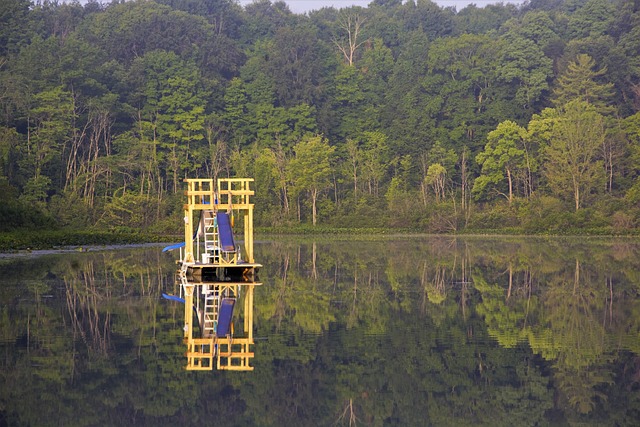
left=1, top=236, right=639, bottom=426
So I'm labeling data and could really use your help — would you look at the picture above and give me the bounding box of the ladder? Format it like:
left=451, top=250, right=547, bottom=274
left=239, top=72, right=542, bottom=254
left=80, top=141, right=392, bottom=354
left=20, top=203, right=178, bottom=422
left=203, top=210, right=219, bottom=263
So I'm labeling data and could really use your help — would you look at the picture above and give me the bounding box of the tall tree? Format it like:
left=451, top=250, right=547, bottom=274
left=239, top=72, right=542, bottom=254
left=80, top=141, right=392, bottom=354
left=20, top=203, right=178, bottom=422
left=426, top=33, right=509, bottom=151
left=359, top=131, right=389, bottom=197
left=332, top=11, right=367, bottom=66
left=567, top=0, right=615, bottom=39
left=287, top=136, right=335, bottom=225
left=542, top=101, right=606, bottom=211
left=26, top=86, right=74, bottom=180
left=473, top=120, right=528, bottom=205
left=125, top=50, right=206, bottom=194
left=267, top=24, right=327, bottom=108
left=553, top=54, right=616, bottom=115
left=497, top=32, right=553, bottom=113
left=0, top=0, right=32, bottom=57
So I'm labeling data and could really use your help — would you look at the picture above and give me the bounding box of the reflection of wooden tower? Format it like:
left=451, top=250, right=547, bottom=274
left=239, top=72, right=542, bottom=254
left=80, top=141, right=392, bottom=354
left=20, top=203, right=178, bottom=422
left=178, top=178, right=261, bottom=371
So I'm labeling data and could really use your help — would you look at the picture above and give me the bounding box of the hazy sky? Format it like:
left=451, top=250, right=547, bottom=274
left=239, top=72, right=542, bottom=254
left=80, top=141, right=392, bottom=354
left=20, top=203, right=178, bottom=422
left=237, top=0, right=525, bottom=14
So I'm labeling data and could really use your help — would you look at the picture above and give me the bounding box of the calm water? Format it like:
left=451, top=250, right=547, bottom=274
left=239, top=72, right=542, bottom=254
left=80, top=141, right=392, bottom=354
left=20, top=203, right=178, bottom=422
left=1, top=236, right=639, bottom=426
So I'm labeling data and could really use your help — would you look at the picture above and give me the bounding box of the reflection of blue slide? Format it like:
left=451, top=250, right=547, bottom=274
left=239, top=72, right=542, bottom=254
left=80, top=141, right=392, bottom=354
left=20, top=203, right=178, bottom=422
left=216, top=212, right=236, bottom=252
left=216, top=298, right=235, bottom=336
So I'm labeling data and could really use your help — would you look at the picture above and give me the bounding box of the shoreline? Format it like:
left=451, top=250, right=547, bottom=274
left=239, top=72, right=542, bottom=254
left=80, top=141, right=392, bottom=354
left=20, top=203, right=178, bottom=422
left=2, top=228, right=639, bottom=253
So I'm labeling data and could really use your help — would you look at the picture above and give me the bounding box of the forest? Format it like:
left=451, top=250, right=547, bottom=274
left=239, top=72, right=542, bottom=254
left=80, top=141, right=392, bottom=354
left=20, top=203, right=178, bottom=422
left=1, top=0, right=640, bottom=236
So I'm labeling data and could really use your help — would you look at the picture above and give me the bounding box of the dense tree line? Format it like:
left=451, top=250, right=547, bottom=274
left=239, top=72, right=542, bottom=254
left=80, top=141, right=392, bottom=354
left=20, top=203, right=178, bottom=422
left=1, top=0, right=640, bottom=233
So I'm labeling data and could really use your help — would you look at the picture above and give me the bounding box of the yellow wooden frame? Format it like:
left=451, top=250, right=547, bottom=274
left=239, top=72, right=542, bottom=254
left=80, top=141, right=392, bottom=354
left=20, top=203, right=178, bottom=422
left=179, top=178, right=261, bottom=371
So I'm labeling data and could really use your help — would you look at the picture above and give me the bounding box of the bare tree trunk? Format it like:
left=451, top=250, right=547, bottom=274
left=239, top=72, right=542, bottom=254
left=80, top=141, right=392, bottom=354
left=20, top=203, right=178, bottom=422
left=347, top=138, right=359, bottom=203
left=211, top=139, right=227, bottom=180
left=460, top=149, right=468, bottom=211
left=332, top=13, right=367, bottom=66
left=507, top=168, right=513, bottom=205
left=311, top=187, right=318, bottom=226
left=275, top=141, right=290, bottom=216
left=65, top=93, right=89, bottom=192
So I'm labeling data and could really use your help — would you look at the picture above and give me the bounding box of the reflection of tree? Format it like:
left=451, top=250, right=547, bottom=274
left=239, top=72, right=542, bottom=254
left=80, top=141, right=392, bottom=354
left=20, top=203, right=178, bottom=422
left=255, top=237, right=556, bottom=425
left=467, top=240, right=640, bottom=420
left=64, top=271, right=112, bottom=356
left=474, top=273, right=533, bottom=348
left=0, top=248, right=203, bottom=425
left=2, top=238, right=640, bottom=425
left=555, top=364, right=613, bottom=415
left=423, top=262, right=447, bottom=305
left=538, top=260, right=607, bottom=369
left=336, top=398, right=358, bottom=426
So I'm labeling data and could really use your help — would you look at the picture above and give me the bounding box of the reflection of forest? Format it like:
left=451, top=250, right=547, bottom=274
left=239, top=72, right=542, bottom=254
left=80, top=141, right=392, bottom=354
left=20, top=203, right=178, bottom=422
left=1, top=238, right=639, bottom=425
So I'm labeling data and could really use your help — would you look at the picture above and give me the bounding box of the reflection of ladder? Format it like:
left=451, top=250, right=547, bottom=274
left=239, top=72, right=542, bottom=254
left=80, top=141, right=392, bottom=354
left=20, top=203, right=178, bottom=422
left=203, top=289, right=219, bottom=337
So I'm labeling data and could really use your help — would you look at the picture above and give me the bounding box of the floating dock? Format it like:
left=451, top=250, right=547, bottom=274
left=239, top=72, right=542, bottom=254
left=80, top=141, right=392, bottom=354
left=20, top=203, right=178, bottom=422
left=170, top=178, right=262, bottom=371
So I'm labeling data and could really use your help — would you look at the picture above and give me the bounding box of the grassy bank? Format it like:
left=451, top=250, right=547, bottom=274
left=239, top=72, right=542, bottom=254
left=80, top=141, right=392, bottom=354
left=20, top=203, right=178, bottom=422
left=3, top=225, right=638, bottom=252
left=257, top=225, right=640, bottom=237
left=0, top=229, right=175, bottom=252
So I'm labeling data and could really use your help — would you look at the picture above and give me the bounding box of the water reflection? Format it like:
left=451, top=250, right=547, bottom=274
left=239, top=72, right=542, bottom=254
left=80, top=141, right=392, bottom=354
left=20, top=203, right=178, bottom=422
left=1, top=237, right=639, bottom=425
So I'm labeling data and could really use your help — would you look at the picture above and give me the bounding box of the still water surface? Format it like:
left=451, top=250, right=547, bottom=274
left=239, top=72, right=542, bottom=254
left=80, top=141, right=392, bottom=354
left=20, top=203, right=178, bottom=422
left=1, top=236, right=639, bottom=426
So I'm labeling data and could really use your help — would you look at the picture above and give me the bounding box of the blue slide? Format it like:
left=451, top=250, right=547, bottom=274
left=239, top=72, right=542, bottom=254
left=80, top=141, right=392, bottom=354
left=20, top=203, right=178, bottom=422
left=162, top=242, right=185, bottom=252
left=161, top=293, right=185, bottom=303
left=216, top=298, right=235, bottom=337
left=216, top=212, right=236, bottom=252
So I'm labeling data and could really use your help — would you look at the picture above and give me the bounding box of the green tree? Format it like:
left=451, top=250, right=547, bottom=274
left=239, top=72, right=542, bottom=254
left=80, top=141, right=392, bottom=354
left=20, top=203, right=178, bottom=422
left=401, top=0, right=455, bottom=40
left=359, top=131, right=389, bottom=197
left=425, top=33, right=512, bottom=151
left=0, top=126, right=20, bottom=180
left=553, top=54, right=616, bottom=115
left=542, top=100, right=606, bottom=211
left=381, top=30, right=432, bottom=157
left=158, top=71, right=206, bottom=192
left=567, top=0, right=615, bottom=39
left=288, top=136, right=335, bottom=225
left=473, top=120, right=528, bottom=205
left=126, top=50, right=206, bottom=194
left=0, top=0, right=32, bottom=56
left=222, top=77, right=250, bottom=144
left=267, top=24, right=327, bottom=108
left=81, top=1, right=215, bottom=64
left=497, top=33, right=553, bottom=113
left=501, top=10, right=560, bottom=51
left=25, top=86, right=74, bottom=181
left=420, top=141, right=457, bottom=205
left=455, top=3, right=518, bottom=35
left=425, top=163, right=447, bottom=202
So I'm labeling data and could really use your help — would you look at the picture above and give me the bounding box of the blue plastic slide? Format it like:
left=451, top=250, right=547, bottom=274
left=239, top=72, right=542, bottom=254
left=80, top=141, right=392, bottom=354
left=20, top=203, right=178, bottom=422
left=162, top=242, right=185, bottom=252
left=216, top=212, right=236, bottom=252
left=161, top=293, right=185, bottom=303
